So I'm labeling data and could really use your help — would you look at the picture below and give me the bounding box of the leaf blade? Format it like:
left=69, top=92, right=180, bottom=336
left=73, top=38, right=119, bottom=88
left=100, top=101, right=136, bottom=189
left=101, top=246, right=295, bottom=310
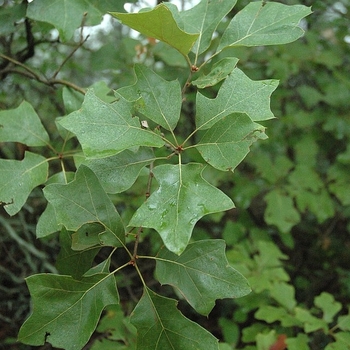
left=196, top=68, right=278, bottom=131
left=0, top=101, right=50, bottom=146
left=44, top=165, right=125, bottom=247
left=129, top=163, right=234, bottom=254
left=130, top=287, right=219, bottom=350
left=155, top=240, right=251, bottom=315
left=0, top=152, right=48, bottom=215
left=110, top=4, right=199, bottom=56
left=217, top=2, right=312, bottom=51
left=59, top=89, right=164, bottom=159
left=180, top=0, right=237, bottom=56
left=195, top=113, right=267, bottom=171
left=117, top=64, right=182, bottom=131
left=18, top=273, right=119, bottom=349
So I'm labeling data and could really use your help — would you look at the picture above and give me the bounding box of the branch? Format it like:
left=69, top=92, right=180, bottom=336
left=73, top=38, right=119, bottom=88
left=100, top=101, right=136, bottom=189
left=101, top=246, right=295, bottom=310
left=52, top=12, right=90, bottom=79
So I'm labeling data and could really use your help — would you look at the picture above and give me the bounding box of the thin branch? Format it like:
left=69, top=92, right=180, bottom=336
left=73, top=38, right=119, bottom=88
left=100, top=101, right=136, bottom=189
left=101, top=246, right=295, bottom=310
left=0, top=53, right=41, bottom=80
left=52, top=12, right=90, bottom=79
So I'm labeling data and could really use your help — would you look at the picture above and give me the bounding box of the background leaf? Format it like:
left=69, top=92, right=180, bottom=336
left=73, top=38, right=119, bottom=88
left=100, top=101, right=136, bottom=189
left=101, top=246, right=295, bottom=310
left=196, top=68, right=278, bottom=131
left=82, top=147, right=155, bottom=194
left=217, top=2, right=312, bottom=51
left=26, top=0, right=133, bottom=42
left=0, top=101, right=49, bottom=146
left=18, top=273, right=119, bottom=349
left=130, top=287, right=219, bottom=350
left=195, top=113, right=267, bottom=171
left=44, top=165, right=125, bottom=247
left=59, top=89, right=164, bottom=159
left=110, top=4, right=199, bottom=57
left=264, top=190, right=301, bottom=233
left=117, top=64, right=182, bottom=131
left=180, top=0, right=237, bottom=56
left=0, top=152, right=48, bottom=215
left=130, top=163, right=234, bottom=254
left=155, top=239, right=251, bottom=315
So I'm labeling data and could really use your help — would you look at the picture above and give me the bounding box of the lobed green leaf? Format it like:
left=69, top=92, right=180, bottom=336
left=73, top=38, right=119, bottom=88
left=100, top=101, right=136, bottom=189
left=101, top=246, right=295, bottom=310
left=18, top=273, right=119, bottom=349
left=82, top=147, right=155, bottom=194
left=0, top=152, right=48, bottom=216
left=130, top=287, right=219, bottom=350
left=117, top=64, right=182, bottom=132
left=0, top=101, right=49, bottom=146
left=195, top=113, right=267, bottom=172
left=59, top=89, right=164, bottom=159
left=155, top=240, right=251, bottom=316
left=129, top=163, right=234, bottom=255
left=110, top=4, right=199, bottom=57
left=217, top=2, right=312, bottom=51
left=44, top=165, right=125, bottom=247
left=180, top=0, right=237, bottom=56
left=196, top=68, right=278, bottom=131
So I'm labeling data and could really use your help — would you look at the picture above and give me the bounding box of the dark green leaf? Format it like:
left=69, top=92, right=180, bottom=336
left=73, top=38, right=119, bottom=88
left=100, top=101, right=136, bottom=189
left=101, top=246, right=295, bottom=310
left=130, top=287, right=219, bottom=350
left=217, top=2, right=312, bottom=51
left=0, top=101, right=50, bottom=146
left=195, top=113, right=267, bottom=171
left=155, top=240, right=251, bottom=315
left=196, top=68, right=278, bottom=130
left=0, top=152, right=48, bottom=216
left=130, top=163, right=234, bottom=254
left=18, top=273, right=119, bottom=349
left=59, top=89, right=164, bottom=159
left=110, top=4, right=199, bottom=56
left=44, top=165, right=125, bottom=247
left=117, top=64, right=182, bottom=131
left=83, top=147, right=155, bottom=193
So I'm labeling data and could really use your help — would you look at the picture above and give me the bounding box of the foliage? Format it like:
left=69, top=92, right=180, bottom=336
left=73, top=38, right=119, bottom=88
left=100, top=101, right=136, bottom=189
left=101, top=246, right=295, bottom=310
left=0, top=0, right=349, bottom=349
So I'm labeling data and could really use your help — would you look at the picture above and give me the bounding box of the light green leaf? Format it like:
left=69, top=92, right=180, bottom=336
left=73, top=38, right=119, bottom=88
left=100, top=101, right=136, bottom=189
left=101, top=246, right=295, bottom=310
left=195, top=113, right=266, bottom=171
left=314, top=292, right=342, bottom=323
left=255, top=305, right=301, bottom=327
left=196, top=68, right=278, bottom=130
left=0, top=101, right=50, bottom=146
left=155, top=239, right=251, bottom=316
left=295, top=307, right=328, bottom=333
left=117, top=64, right=182, bottom=131
left=18, top=273, right=119, bottom=349
left=110, top=4, right=199, bottom=57
left=192, top=57, right=239, bottom=88
left=0, top=152, right=48, bottom=216
left=130, top=287, right=219, bottom=349
left=56, top=228, right=100, bottom=279
left=44, top=165, right=125, bottom=247
left=264, top=190, right=301, bottom=233
left=286, top=334, right=310, bottom=350
left=180, top=0, right=237, bottom=56
left=59, top=89, right=164, bottom=159
left=217, top=2, right=312, bottom=51
left=83, top=147, right=155, bottom=194
left=270, top=282, right=296, bottom=311
left=130, top=163, right=234, bottom=255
